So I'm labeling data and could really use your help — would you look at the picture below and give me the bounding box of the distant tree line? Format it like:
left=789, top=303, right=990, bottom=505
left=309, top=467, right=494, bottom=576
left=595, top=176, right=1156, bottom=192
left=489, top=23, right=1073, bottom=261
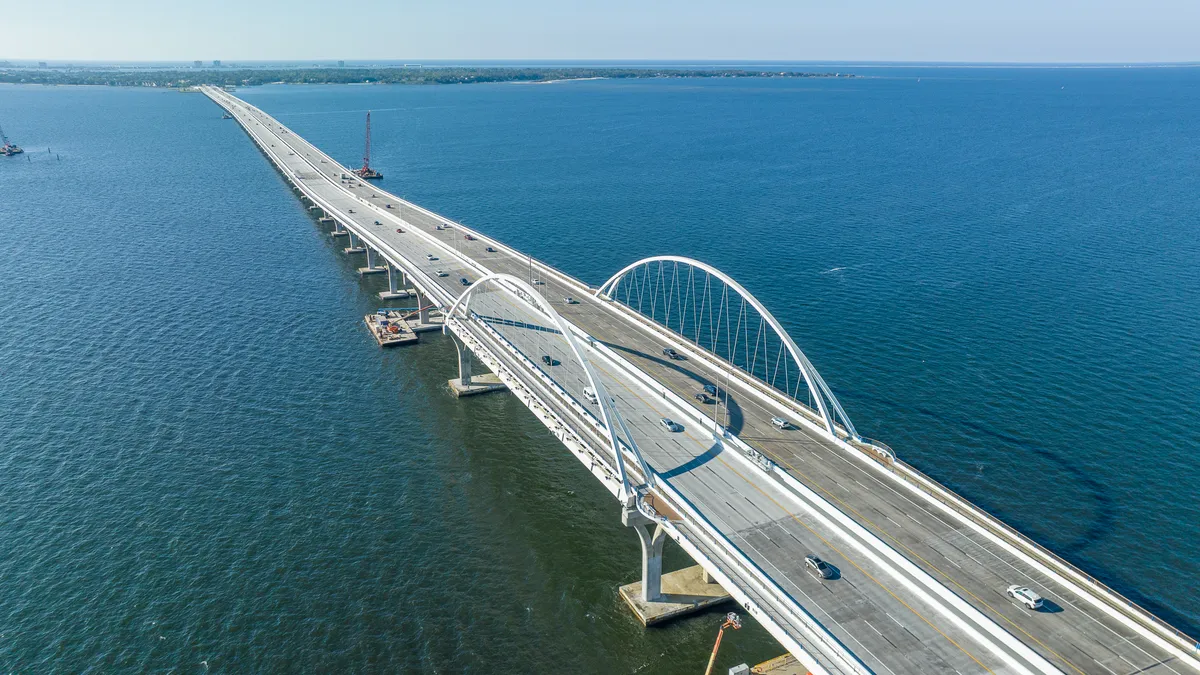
left=0, top=66, right=853, bottom=88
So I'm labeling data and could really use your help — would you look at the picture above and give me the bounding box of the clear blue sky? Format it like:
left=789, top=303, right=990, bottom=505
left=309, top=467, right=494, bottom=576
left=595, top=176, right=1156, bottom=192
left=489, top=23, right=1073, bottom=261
left=6, top=0, right=1200, bottom=63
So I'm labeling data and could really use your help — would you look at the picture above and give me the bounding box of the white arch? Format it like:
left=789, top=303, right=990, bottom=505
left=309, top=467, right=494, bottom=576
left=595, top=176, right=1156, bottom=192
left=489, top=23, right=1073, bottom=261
left=596, top=256, right=859, bottom=441
left=448, top=273, right=654, bottom=504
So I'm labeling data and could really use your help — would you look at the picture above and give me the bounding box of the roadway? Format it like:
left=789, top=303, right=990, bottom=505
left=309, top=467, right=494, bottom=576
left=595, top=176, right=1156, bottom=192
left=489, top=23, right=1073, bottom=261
left=203, top=86, right=1197, bottom=675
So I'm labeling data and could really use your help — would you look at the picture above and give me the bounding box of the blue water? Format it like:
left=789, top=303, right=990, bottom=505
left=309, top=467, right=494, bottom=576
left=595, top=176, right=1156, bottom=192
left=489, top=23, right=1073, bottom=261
left=1, top=68, right=1198, bottom=672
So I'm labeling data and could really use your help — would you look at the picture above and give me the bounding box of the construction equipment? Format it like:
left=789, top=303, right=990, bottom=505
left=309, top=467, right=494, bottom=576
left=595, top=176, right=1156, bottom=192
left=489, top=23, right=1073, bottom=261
left=353, top=111, right=382, bottom=179
left=1, top=123, right=23, bottom=156
left=703, top=612, right=742, bottom=675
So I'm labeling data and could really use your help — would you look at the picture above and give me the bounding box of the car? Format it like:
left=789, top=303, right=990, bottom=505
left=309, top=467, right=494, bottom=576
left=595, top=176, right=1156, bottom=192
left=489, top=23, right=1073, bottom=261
left=541, top=355, right=554, bottom=366
left=563, top=297, right=578, bottom=304
left=396, top=228, right=405, bottom=234
left=348, top=209, right=355, bottom=214
left=386, top=204, right=394, bottom=209
left=485, top=247, right=497, bottom=253
left=1007, top=586, right=1044, bottom=610
left=464, top=234, right=476, bottom=241
left=460, top=277, right=471, bottom=286
left=435, top=225, right=445, bottom=231
left=702, top=384, right=718, bottom=397
left=531, top=279, right=545, bottom=285
left=694, top=392, right=712, bottom=404
left=662, top=347, right=684, bottom=360
left=659, top=418, right=683, bottom=433
left=426, top=254, right=438, bottom=261
left=435, top=270, right=448, bottom=277
left=805, top=555, right=834, bottom=579
left=770, top=416, right=790, bottom=430
left=374, top=220, right=381, bottom=226
left=583, top=387, right=598, bottom=404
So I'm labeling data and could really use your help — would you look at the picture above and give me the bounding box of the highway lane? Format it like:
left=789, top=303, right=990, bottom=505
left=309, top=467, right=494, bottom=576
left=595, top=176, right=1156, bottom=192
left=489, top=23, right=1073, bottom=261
left=206, top=88, right=1196, bottom=675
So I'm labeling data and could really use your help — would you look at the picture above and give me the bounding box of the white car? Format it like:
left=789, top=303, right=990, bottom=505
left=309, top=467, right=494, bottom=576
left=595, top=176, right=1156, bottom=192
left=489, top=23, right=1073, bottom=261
left=770, top=416, right=790, bottom=430
left=1006, top=585, right=1044, bottom=610
left=435, top=270, right=448, bottom=277
left=426, top=254, right=439, bottom=261
left=583, top=387, right=598, bottom=404
left=659, top=418, right=683, bottom=433
left=531, top=279, right=545, bottom=285
left=563, top=296, right=578, bottom=304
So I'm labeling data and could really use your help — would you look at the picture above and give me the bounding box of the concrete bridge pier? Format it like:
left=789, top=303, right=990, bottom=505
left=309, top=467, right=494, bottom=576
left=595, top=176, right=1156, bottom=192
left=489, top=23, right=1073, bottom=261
left=447, top=333, right=506, bottom=397
left=379, top=263, right=413, bottom=300
left=330, top=220, right=348, bottom=237
left=359, top=247, right=386, bottom=276
left=619, top=507, right=731, bottom=626
left=344, top=231, right=366, bottom=254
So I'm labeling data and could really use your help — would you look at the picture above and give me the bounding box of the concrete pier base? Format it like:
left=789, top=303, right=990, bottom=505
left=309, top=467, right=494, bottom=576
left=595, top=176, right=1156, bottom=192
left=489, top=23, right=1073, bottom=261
left=619, top=565, right=731, bottom=626
left=448, top=373, right=508, bottom=397
left=378, top=289, right=415, bottom=300
left=344, top=245, right=366, bottom=254
left=358, top=266, right=387, bottom=276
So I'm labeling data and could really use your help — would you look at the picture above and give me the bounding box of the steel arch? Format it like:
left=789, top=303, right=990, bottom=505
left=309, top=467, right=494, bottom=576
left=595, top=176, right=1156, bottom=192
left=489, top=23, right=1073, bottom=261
left=596, top=256, right=859, bottom=441
left=448, top=273, right=654, bottom=503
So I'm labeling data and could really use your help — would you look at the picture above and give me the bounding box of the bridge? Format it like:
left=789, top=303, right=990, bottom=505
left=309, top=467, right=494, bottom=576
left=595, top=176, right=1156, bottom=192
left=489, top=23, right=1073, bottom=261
left=203, top=86, right=1199, bottom=675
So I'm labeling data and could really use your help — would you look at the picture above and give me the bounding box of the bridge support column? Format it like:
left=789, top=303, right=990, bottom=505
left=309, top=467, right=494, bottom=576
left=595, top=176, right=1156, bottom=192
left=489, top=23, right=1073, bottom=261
left=344, top=231, right=365, bottom=254
left=379, top=263, right=412, bottom=300
left=447, top=332, right=506, bottom=397
left=416, top=289, right=431, bottom=324
left=330, top=220, right=348, bottom=237
left=359, top=247, right=385, bottom=275
left=623, top=508, right=666, bottom=602
left=618, top=507, right=731, bottom=626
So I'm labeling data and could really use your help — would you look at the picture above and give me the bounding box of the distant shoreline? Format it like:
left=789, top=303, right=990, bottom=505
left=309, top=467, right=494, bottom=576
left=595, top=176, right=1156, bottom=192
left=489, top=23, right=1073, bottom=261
left=0, top=66, right=854, bottom=88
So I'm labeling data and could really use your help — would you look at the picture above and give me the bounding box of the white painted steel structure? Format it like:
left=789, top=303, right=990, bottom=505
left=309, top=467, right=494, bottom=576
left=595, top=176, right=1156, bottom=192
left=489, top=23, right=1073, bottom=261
left=202, top=86, right=1200, bottom=675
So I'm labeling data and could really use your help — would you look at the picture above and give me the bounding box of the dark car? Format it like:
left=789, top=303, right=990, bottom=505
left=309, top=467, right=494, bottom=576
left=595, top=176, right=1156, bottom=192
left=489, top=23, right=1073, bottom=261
left=485, top=247, right=497, bottom=253
left=662, top=347, right=684, bottom=360
left=703, top=384, right=718, bottom=397
left=460, top=277, right=471, bottom=286
left=694, top=392, right=712, bottom=404
left=541, top=355, right=553, bottom=366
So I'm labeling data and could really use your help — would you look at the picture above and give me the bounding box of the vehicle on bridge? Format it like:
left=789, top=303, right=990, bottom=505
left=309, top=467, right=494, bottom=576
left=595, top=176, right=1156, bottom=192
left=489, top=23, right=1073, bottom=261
left=662, top=347, right=685, bottom=360
left=805, top=555, right=835, bottom=580
left=583, top=386, right=598, bottom=404
left=460, top=277, right=471, bottom=286
left=1007, top=586, right=1045, bottom=610
left=464, top=234, right=476, bottom=241
left=485, top=246, right=497, bottom=252
left=426, top=254, right=438, bottom=261
left=694, top=392, right=713, bottom=404
left=771, top=416, right=790, bottom=430
left=563, top=296, right=578, bottom=304
left=435, top=270, right=448, bottom=277
left=659, top=418, right=683, bottom=432
left=396, top=228, right=404, bottom=234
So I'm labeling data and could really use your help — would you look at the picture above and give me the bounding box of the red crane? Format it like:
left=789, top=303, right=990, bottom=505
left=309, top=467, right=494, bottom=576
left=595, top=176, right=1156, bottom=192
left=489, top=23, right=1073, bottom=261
left=354, top=111, right=382, bottom=179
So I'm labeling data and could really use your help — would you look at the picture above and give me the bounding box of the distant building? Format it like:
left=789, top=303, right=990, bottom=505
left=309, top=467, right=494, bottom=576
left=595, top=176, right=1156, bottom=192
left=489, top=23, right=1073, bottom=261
left=193, top=60, right=203, bottom=68
left=212, top=60, right=221, bottom=67
left=338, top=60, right=345, bottom=67
left=38, top=61, right=48, bottom=68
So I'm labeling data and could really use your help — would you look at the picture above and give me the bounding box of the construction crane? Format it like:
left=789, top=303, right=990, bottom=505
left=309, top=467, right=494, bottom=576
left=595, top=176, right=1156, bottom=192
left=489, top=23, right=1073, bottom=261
left=353, top=111, right=382, bottom=179
left=1, top=123, right=23, bottom=156
left=703, top=612, right=742, bottom=675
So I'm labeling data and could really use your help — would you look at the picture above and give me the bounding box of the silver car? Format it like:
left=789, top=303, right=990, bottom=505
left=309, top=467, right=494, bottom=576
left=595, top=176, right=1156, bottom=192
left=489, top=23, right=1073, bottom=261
left=659, top=418, right=682, bottom=433
left=805, top=555, right=834, bottom=579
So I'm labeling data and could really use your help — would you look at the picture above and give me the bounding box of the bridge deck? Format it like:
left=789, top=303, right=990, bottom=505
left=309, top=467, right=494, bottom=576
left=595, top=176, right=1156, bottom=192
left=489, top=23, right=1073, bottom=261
left=204, top=87, right=1195, bottom=675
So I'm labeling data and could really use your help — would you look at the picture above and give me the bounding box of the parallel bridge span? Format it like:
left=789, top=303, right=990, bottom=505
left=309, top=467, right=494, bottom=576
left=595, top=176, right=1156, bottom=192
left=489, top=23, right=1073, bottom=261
left=202, top=86, right=1199, bottom=675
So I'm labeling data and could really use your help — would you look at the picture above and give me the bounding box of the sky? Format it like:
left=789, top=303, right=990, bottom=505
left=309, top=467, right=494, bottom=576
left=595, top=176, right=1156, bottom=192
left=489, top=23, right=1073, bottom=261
left=5, top=0, right=1200, bottom=64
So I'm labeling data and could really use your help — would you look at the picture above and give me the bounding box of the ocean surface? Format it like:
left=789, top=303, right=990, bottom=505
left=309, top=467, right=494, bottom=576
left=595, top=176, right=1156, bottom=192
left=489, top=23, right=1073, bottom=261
left=1, top=67, right=1198, bottom=672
